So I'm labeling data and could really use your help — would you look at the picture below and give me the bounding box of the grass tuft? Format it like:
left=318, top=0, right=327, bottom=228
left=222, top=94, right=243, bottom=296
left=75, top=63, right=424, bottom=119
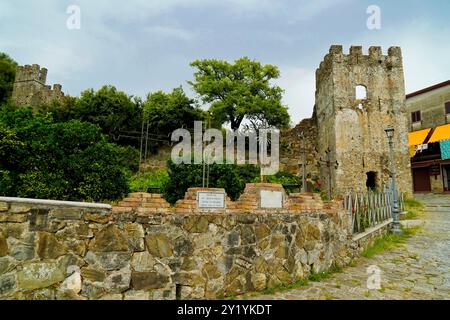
left=402, top=197, right=425, bottom=220
left=361, top=226, right=421, bottom=258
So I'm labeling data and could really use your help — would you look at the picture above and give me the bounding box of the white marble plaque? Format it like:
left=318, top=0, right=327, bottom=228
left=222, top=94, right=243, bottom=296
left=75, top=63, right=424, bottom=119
left=260, top=190, right=283, bottom=208
left=197, top=191, right=225, bottom=208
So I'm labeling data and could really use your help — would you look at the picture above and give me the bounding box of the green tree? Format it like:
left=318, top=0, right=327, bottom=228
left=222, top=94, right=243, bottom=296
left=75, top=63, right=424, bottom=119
left=0, top=108, right=131, bottom=201
left=73, top=85, right=142, bottom=146
left=0, top=53, right=18, bottom=104
left=189, top=57, right=290, bottom=130
left=143, top=87, right=207, bottom=137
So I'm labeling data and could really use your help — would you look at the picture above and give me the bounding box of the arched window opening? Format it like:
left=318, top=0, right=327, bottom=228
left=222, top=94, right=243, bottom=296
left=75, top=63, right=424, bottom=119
left=356, top=85, right=367, bottom=100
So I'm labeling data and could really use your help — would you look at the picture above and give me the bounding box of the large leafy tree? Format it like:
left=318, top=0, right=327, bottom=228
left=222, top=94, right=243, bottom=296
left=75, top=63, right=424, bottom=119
left=143, top=87, right=207, bottom=137
left=189, top=57, right=290, bottom=130
left=0, top=108, right=131, bottom=201
left=0, top=53, right=18, bottom=104
left=72, top=85, right=142, bottom=145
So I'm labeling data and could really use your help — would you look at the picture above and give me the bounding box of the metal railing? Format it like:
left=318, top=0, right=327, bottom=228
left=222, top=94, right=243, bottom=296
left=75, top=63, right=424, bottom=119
left=343, top=190, right=404, bottom=235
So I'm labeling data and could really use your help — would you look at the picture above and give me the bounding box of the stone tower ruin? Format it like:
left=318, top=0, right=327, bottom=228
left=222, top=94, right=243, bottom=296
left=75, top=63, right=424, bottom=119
left=11, top=64, right=64, bottom=109
left=314, top=45, right=413, bottom=196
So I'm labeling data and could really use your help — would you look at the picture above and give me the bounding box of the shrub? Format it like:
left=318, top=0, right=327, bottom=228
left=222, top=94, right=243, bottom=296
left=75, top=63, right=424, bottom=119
left=129, top=169, right=169, bottom=192
left=163, top=160, right=259, bottom=204
left=0, top=108, right=131, bottom=201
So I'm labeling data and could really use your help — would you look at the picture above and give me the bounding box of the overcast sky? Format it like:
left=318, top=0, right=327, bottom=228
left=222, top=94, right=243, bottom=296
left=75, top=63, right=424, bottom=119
left=1, top=0, right=449, bottom=124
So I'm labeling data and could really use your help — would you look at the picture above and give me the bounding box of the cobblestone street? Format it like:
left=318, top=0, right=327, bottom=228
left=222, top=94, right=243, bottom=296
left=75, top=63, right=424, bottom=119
left=249, top=194, right=450, bottom=300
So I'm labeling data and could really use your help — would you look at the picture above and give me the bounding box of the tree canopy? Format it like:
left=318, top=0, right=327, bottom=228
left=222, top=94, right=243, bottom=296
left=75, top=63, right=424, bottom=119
left=0, top=108, right=132, bottom=201
left=72, top=85, right=142, bottom=145
left=143, top=86, right=207, bottom=137
left=0, top=53, right=18, bottom=105
left=189, top=57, right=290, bottom=130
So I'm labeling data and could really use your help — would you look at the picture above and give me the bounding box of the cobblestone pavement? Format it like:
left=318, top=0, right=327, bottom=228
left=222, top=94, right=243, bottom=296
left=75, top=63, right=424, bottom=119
left=248, top=194, right=450, bottom=300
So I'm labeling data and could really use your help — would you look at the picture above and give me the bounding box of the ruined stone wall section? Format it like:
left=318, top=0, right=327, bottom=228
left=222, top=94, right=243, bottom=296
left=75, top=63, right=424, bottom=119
left=315, top=45, right=413, bottom=196
left=12, top=64, right=65, bottom=109
left=279, top=117, right=320, bottom=182
left=1, top=184, right=366, bottom=300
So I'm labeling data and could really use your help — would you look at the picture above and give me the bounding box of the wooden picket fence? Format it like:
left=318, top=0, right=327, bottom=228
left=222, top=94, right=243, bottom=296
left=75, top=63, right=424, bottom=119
left=343, top=191, right=404, bottom=235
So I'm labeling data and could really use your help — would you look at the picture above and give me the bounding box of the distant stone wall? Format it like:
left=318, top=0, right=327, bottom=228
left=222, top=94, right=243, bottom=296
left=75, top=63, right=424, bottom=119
left=280, top=117, right=319, bottom=181
left=0, top=184, right=387, bottom=300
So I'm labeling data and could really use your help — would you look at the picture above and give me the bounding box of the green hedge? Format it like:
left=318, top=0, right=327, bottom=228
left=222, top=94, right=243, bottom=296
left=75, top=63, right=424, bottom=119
left=163, top=160, right=259, bottom=204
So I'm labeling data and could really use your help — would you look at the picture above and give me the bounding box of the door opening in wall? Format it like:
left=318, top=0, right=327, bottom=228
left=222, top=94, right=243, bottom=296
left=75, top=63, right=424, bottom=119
left=366, top=171, right=377, bottom=190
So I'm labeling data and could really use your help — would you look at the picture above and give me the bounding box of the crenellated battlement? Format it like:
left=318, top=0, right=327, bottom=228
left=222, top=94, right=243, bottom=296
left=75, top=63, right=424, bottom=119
left=15, top=64, right=48, bottom=83
left=316, top=45, right=404, bottom=89
left=11, top=64, right=65, bottom=109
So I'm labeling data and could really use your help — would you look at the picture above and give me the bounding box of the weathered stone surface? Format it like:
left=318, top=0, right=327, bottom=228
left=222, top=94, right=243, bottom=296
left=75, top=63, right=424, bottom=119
left=251, top=273, right=267, bottom=291
left=131, top=251, right=156, bottom=272
left=0, top=202, right=8, bottom=211
left=37, top=232, right=67, bottom=259
left=0, top=230, right=8, bottom=256
left=17, top=261, right=65, bottom=290
left=81, top=267, right=106, bottom=282
left=123, top=290, right=150, bottom=300
left=81, top=281, right=106, bottom=299
left=84, top=212, right=111, bottom=224
left=255, top=224, right=270, bottom=240
left=174, top=235, right=194, bottom=256
left=0, top=272, right=16, bottom=296
left=56, top=223, right=93, bottom=239
left=124, top=223, right=145, bottom=251
left=89, top=224, right=129, bottom=252
left=131, top=272, right=169, bottom=290
left=104, top=267, right=131, bottom=293
left=49, top=208, right=82, bottom=220
left=8, top=233, right=36, bottom=261
left=146, top=234, right=173, bottom=257
left=202, top=262, right=221, bottom=280
left=306, top=224, right=321, bottom=240
left=9, top=204, right=31, bottom=214
left=182, top=216, right=209, bottom=233
left=23, top=288, right=55, bottom=300
left=240, top=225, right=256, bottom=245
left=60, top=271, right=82, bottom=293
left=0, top=256, right=16, bottom=275
left=0, top=213, right=27, bottom=223
left=99, top=293, right=123, bottom=300
left=56, top=289, right=86, bottom=300
left=84, top=251, right=131, bottom=271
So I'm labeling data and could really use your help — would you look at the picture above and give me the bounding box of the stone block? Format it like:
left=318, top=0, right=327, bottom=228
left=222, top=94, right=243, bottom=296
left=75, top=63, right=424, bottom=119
left=17, top=261, right=65, bottom=290
left=131, top=272, right=169, bottom=290
left=89, top=224, right=129, bottom=252
left=145, top=234, right=173, bottom=258
left=37, top=232, right=68, bottom=259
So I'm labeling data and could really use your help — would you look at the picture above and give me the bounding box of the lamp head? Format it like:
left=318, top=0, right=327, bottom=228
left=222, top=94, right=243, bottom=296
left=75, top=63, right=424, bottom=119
left=384, top=126, right=395, bottom=139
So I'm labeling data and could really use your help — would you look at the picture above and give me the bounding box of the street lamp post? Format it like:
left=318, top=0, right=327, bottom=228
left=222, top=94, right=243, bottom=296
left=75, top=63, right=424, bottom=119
left=384, top=126, right=402, bottom=235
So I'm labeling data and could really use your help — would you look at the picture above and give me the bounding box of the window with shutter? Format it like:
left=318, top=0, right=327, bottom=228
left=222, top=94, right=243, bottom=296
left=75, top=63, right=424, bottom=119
left=411, top=111, right=421, bottom=123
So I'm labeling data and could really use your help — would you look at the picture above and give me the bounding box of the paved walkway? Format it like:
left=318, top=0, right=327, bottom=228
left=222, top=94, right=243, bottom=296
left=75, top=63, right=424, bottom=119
left=249, top=194, right=450, bottom=300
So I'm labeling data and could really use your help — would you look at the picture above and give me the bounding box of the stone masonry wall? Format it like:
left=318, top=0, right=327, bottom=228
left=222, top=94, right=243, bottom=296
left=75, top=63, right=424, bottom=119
left=0, top=184, right=386, bottom=300
left=280, top=117, right=320, bottom=182
left=12, top=64, right=64, bottom=109
left=315, top=45, right=413, bottom=196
